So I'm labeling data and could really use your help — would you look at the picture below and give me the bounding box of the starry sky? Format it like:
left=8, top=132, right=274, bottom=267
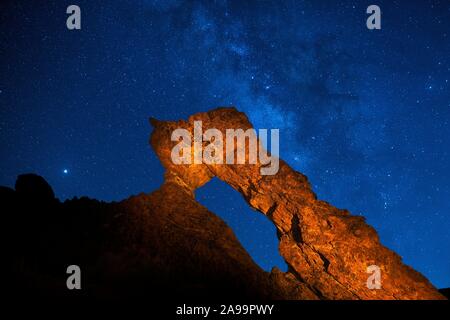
left=1, top=1, right=449, bottom=288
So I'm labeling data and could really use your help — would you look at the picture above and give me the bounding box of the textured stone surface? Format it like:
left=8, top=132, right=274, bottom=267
left=150, top=107, right=445, bottom=300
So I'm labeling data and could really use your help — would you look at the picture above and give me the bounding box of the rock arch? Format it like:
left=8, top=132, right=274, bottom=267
left=150, top=107, right=444, bottom=300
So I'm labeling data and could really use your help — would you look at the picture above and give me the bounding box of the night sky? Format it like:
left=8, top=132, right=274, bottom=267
left=1, top=1, right=449, bottom=288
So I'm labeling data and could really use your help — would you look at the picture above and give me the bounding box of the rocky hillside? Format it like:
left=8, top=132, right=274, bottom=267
left=3, top=107, right=446, bottom=300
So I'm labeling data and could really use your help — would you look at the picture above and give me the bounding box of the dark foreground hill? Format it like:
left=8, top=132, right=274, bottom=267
left=440, top=288, right=450, bottom=299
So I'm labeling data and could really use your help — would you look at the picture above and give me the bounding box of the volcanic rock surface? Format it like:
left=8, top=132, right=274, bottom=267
left=3, top=107, right=446, bottom=300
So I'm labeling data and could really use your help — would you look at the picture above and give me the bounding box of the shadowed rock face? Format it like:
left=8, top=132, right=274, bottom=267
left=4, top=174, right=314, bottom=299
left=4, top=173, right=308, bottom=300
left=3, top=107, right=445, bottom=301
left=150, top=107, right=445, bottom=300
left=440, top=288, right=450, bottom=299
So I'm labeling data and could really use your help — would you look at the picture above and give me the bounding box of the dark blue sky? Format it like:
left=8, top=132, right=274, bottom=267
left=1, top=1, right=449, bottom=288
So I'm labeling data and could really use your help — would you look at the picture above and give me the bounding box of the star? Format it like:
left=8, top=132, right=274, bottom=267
left=63, top=169, right=69, bottom=174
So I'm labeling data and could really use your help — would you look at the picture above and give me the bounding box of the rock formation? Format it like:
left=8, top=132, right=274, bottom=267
left=4, top=176, right=309, bottom=300
left=3, top=107, right=446, bottom=300
left=150, top=107, right=445, bottom=300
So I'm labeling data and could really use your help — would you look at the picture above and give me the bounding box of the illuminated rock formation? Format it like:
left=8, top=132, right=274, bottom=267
left=150, top=107, right=445, bottom=300
left=3, top=107, right=445, bottom=300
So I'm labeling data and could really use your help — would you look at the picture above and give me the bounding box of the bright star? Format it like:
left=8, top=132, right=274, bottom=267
left=63, top=169, right=68, bottom=174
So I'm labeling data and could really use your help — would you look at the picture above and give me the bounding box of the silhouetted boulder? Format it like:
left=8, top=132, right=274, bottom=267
left=15, top=173, right=55, bottom=201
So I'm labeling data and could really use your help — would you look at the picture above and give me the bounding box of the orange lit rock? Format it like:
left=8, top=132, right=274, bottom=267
left=150, top=107, right=445, bottom=300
